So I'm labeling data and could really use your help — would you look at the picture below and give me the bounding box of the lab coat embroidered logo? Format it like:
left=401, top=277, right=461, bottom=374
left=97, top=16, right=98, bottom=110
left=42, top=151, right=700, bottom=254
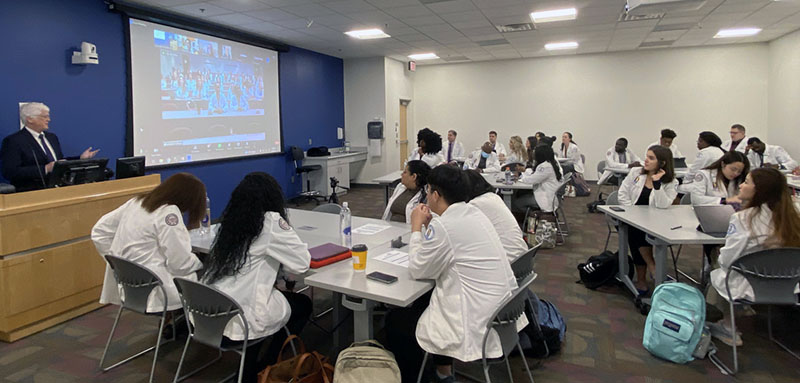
left=727, top=223, right=736, bottom=235
left=424, top=225, right=435, bottom=240
left=634, top=176, right=641, bottom=183
left=278, top=218, right=292, bottom=231
left=165, top=213, right=179, bottom=226
left=695, top=173, right=703, bottom=183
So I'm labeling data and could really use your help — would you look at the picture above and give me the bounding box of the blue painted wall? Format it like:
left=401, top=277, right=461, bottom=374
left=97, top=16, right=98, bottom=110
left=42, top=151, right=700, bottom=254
left=0, top=0, right=344, bottom=218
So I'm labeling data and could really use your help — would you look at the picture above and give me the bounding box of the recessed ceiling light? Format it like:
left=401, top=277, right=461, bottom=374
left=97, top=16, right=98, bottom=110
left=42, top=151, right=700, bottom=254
left=714, top=28, right=761, bottom=38
left=344, top=28, right=390, bottom=39
left=531, top=8, right=577, bottom=23
left=408, top=53, right=439, bottom=60
left=545, top=41, right=579, bottom=50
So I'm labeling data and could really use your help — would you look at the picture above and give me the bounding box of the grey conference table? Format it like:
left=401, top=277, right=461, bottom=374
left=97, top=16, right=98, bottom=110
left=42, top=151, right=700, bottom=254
left=190, top=208, right=432, bottom=344
left=372, top=170, right=403, bottom=205
left=481, top=172, right=532, bottom=208
left=598, top=205, right=726, bottom=298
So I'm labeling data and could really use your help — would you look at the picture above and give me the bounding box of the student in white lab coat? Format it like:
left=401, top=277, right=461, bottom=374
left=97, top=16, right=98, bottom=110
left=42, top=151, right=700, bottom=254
left=504, top=135, right=528, bottom=166
left=385, top=165, right=518, bottom=383
left=557, top=132, right=585, bottom=175
left=91, top=173, right=206, bottom=313
left=746, top=137, right=800, bottom=175
left=598, top=137, right=642, bottom=185
left=524, top=136, right=538, bottom=169
left=440, top=129, right=465, bottom=164
left=618, top=146, right=679, bottom=295
left=382, top=160, right=431, bottom=223
left=202, top=172, right=312, bottom=382
left=488, top=130, right=507, bottom=160
left=679, top=131, right=727, bottom=193
left=690, top=151, right=749, bottom=207
left=464, top=142, right=501, bottom=173
left=465, top=169, right=528, bottom=262
left=647, top=128, right=683, bottom=159
left=721, top=123, right=748, bottom=153
left=408, top=128, right=445, bottom=168
left=513, top=145, right=564, bottom=213
left=706, top=168, right=800, bottom=346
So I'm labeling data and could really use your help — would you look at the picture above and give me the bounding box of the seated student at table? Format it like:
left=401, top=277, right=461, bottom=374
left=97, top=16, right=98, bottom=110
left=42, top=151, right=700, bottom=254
left=513, top=145, right=563, bottom=214
left=557, top=132, right=584, bottom=176
left=722, top=124, right=748, bottom=153
left=409, top=128, right=445, bottom=168
left=618, top=146, right=678, bottom=295
left=464, top=142, right=501, bottom=173
left=690, top=151, right=749, bottom=207
left=440, top=129, right=465, bottom=164
left=465, top=169, right=528, bottom=262
left=202, top=172, right=312, bottom=382
left=385, top=165, right=518, bottom=383
left=488, top=130, right=507, bottom=161
left=504, top=135, right=528, bottom=166
left=525, top=136, right=538, bottom=168
left=598, top=137, right=642, bottom=185
left=679, top=131, right=727, bottom=193
left=648, top=128, right=683, bottom=159
left=745, top=137, right=800, bottom=175
left=706, top=168, right=800, bottom=346
left=91, top=173, right=206, bottom=312
left=382, top=160, right=431, bottom=223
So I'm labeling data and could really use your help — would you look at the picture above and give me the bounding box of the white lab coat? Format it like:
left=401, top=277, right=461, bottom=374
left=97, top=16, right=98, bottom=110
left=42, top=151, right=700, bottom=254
left=647, top=140, right=684, bottom=159
left=206, top=212, right=311, bottom=340
left=710, top=206, right=798, bottom=301
left=598, top=147, right=641, bottom=185
left=464, top=150, right=501, bottom=173
left=381, top=183, right=424, bottom=223
left=519, top=161, right=563, bottom=212
left=92, top=198, right=203, bottom=313
left=721, top=136, right=749, bottom=153
left=747, top=144, right=798, bottom=170
left=491, top=142, right=507, bottom=157
left=558, top=143, right=585, bottom=174
left=617, top=168, right=678, bottom=209
left=679, top=146, right=726, bottom=192
left=409, top=202, right=518, bottom=362
left=504, top=151, right=527, bottom=166
left=441, top=140, right=466, bottom=162
left=689, top=169, right=739, bottom=206
left=408, top=148, right=445, bottom=168
left=469, top=192, right=528, bottom=262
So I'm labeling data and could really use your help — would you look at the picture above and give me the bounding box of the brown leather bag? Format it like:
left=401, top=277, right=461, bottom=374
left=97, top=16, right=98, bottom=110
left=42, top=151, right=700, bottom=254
left=258, top=335, right=334, bottom=383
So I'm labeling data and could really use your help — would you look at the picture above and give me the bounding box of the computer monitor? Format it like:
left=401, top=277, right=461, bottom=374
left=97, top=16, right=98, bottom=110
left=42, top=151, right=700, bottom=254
left=48, top=158, right=109, bottom=187
left=116, top=156, right=145, bottom=179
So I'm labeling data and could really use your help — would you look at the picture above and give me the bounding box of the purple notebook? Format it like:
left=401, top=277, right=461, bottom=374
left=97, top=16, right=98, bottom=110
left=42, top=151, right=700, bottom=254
left=309, top=243, right=350, bottom=262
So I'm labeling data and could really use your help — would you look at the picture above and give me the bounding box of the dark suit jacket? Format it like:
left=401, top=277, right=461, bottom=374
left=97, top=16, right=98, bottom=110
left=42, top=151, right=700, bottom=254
left=0, top=129, right=66, bottom=192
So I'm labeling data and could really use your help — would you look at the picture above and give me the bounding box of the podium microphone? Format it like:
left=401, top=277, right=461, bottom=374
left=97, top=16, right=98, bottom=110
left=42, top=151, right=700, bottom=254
left=32, top=149, right=47, bottom=189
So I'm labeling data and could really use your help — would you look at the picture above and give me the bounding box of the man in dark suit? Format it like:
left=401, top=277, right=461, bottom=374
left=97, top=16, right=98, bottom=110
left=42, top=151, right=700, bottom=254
left=1, top=102, right=99, bottom=192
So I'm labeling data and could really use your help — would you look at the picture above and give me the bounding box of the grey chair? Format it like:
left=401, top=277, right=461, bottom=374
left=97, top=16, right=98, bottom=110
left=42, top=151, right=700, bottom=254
left=99, top=255, right=172, bottom=383
left=510, top=245, right=549, bottom=358
left=172, top=278, right=294, bottom=383
left=312, top=203, right=342, bottom=215
left=417, top=274, right=537, bottom=383
left=291, top=146, right=324, bottom=205
left=680, top=193, right=692, bottom=205
left=554, top=172, right=573, bottom=239
left=603, top=191, right=620, bottom=252
left=712, top=248, right=800, bottom=375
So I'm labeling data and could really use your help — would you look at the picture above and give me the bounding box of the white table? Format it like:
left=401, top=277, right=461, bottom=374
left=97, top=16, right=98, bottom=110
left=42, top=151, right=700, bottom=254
left=788, top=174, right=800, bottom=190
left=598, top=205, right=725, bottom=298
left=372, top=170, right=403, bottom=205
left=481, top=172, right=531, bottom=208
left=607, top=167, right=689, bottom=186
left=303, top=150, right=367, bottom=197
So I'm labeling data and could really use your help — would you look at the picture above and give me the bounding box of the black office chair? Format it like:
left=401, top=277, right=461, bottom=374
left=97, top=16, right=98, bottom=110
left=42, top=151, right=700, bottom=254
left=291, top=146, right=324, bottom=205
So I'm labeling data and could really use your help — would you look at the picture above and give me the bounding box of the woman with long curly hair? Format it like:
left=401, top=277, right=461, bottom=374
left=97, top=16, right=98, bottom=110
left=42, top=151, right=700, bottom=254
left=408, top=127, right=445, bottom=167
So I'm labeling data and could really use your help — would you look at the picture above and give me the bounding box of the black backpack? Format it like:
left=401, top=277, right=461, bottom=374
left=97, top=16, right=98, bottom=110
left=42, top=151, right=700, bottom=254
left=587, top=192, right=606, bottom=213
left=577, top=251, right=632, bottom=290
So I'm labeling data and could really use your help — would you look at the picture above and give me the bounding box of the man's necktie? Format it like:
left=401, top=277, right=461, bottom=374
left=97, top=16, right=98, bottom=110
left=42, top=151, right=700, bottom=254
left=39, top=134, right=55, bottom=162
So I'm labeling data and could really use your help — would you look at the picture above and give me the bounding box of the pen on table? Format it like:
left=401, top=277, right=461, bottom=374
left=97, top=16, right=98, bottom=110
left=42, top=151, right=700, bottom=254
left=670, top=225, right=682, bottom=230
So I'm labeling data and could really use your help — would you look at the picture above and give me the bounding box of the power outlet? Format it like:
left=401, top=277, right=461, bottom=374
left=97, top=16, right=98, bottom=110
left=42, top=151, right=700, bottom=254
left=308, top=138, right=312, bottom=145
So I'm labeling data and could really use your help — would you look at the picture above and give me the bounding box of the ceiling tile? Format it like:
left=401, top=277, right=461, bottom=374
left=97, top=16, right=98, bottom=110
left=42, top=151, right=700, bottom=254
left=169, top=2, right=233, bottom=17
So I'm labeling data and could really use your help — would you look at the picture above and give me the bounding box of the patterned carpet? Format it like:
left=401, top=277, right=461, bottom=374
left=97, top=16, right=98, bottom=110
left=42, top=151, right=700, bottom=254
left=1, top=184, right=798, bottom=383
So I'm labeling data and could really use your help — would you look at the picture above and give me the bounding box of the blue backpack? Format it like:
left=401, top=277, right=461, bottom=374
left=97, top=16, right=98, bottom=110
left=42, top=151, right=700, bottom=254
left=643, top=282, right=706, bottom=364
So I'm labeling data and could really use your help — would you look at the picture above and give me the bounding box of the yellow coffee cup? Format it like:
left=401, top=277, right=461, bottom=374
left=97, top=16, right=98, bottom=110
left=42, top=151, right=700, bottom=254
left=352, top=244, right=367, bottom=272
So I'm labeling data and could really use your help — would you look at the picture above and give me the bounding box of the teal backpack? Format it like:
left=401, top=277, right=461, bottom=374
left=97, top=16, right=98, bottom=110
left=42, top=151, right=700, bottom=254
left=642, top=282, right=706, bottom=364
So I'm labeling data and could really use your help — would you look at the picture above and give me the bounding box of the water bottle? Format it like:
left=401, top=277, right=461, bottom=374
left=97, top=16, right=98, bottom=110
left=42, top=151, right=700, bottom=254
left=339, top=202, right=352, bottom=248
left=200, top=196, right=211, bottom=235
left=505, top=170, right=512, bottom=184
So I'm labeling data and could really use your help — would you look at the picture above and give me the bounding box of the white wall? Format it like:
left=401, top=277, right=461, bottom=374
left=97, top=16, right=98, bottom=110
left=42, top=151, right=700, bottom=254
left=383, top=57, right=415, bottom=178
left=769, top=30, right=800, bottom=159
left=413, top=45, right=769, bottom=179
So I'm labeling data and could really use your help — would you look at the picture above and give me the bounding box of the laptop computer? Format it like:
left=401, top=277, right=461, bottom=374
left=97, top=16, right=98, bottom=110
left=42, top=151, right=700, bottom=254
left=693, top=205, right=735, bottom=238
left=673, top=157, right=688, bottom=169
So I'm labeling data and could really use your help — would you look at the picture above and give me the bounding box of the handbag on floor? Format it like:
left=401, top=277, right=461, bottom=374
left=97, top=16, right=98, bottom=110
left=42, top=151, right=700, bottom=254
left=571, top=173, right=591, bottom=197
left=258, top=335, right=335, bottom=383
left=333, top=340, right=401, bottom=383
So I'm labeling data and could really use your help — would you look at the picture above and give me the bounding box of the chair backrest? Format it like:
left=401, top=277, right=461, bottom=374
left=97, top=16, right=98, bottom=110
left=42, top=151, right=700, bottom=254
left=483, top=274, right=536, bottom=358
left=680, top=193, right=692, bottom=205
left=555, top=172, right=573, bottom=198
left=727, top=248, right=800, bottom=305
left=312, top=203, right=342, bottom=214
left=290, top=146, right=305, bottom=162
left=596, top=160, right=606, bottom=178
left=606, top=190, right=619, bottom=205
left=173, top=277, right=249, bottom=348
left=104, top=255, right=167, bottom=314
left=511, top=245, right=539, bottom=283
left=580, top=154, right=586, bottom=164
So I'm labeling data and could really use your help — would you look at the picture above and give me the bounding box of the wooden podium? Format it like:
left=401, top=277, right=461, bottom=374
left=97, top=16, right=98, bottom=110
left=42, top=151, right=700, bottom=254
left=0, top=174, right=160, bottom=342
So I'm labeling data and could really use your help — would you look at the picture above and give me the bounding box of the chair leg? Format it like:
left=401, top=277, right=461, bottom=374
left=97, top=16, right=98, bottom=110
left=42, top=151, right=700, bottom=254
left=100, top=307, right=166, bottom=374
left=526, top=297, right=549, bottom=358
left=236, top=341, right=249, bottom=383
left=416, top=352, right=429, bottom=383
left=148, top=310, right=168, bottom=383
left=730, top=300, right=739, bottom=374
left=504, top=354, right=514, bottom=383
left=517, top=342, right=535, bottom=383
left=603, top=228, right=611, bottom=253
left=172, top=336, right=192, bottom=383
left=482, top=355, right=492, bottom=383
left=98, top=305, right=124, bottom=371
left=767, top=305, right=800, bottom=360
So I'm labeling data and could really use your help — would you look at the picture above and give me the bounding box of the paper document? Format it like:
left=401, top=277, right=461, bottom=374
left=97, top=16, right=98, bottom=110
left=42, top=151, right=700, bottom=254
left=352, top=223, right=391, bottom=235
left=374, top=250, right=409, bottom=268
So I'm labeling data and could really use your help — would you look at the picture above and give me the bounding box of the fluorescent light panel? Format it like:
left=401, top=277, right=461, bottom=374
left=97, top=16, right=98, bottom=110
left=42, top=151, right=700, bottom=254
left=531, top=8, right=577, bottom=23
left=408, top=53, right=439, bottom=60
left=545, top=41, right=579, bottom=50
left=345, top=28, right=390, bottom=39
left=714, top=28, right=761, bottom=38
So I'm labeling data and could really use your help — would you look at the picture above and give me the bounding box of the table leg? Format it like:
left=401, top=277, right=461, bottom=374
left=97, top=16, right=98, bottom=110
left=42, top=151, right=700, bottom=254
left=332, top=292, right=343, bottom=351
left=384, top=185, right=390, bottom=206
left=502, top=189, right=512, bottom=208
left=341, top=294, right=374, bottom=342
left=616, top=223, right=638, bottom=297
left=652, top=242, right=668, bottom=287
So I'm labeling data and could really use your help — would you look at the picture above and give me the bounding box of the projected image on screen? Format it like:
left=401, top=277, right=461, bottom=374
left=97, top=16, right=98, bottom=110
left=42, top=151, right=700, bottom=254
left=129, top=18, right=281, bottom=166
